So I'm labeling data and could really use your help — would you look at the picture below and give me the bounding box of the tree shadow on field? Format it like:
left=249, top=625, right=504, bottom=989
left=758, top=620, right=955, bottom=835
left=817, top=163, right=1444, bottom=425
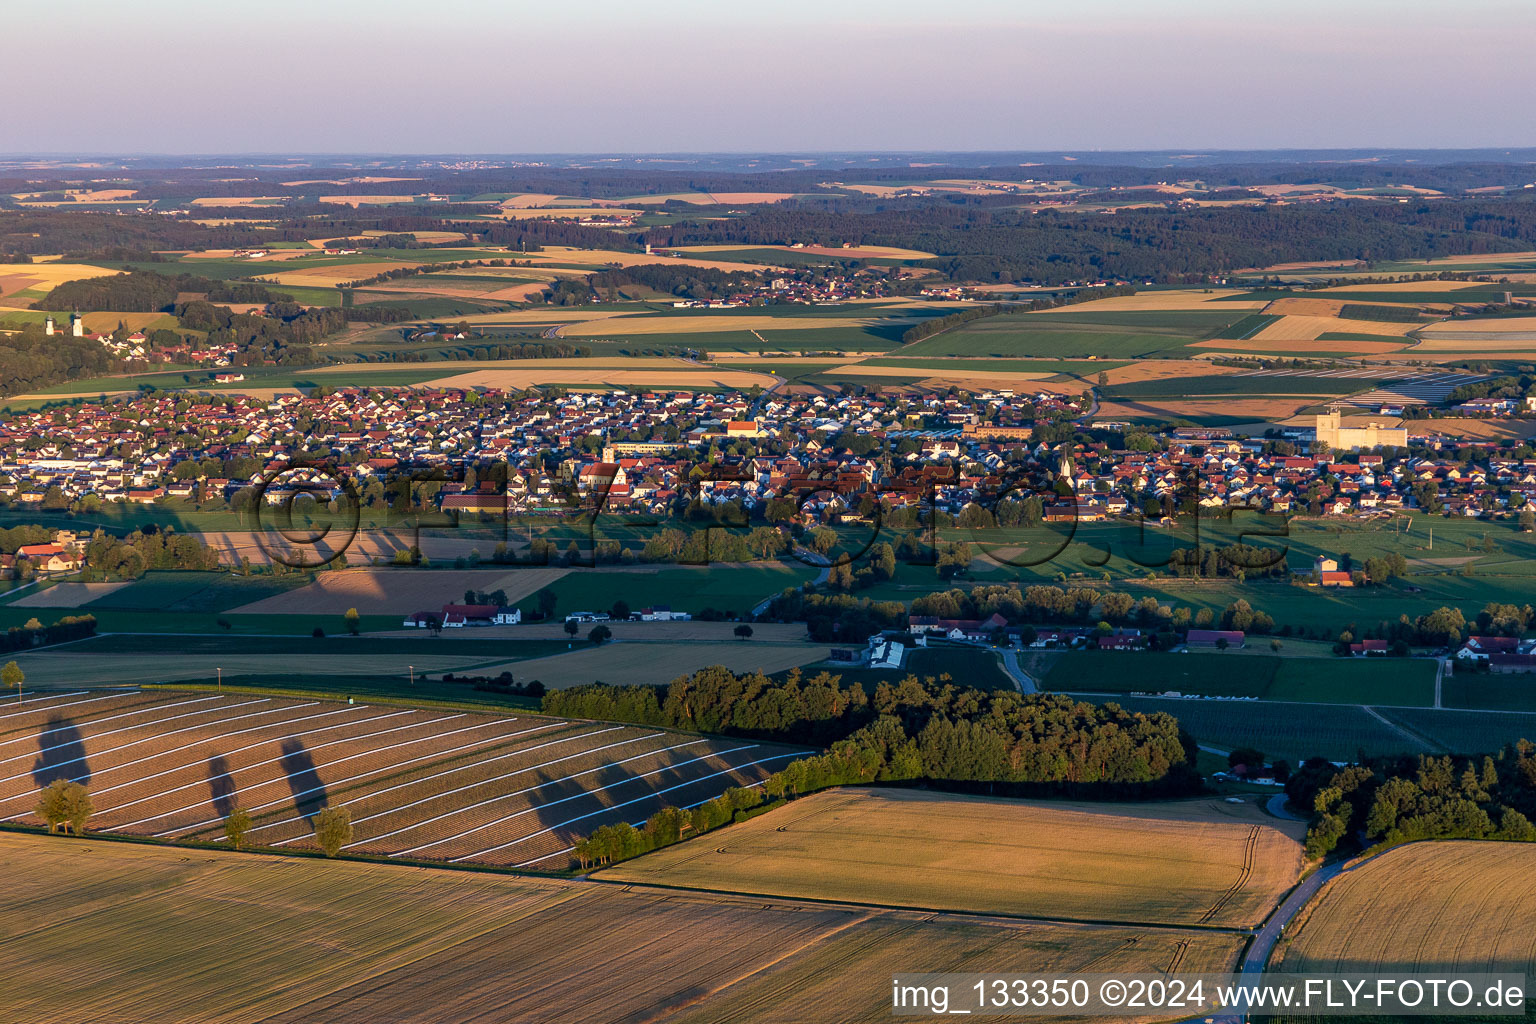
left=33, top=716, right=90, bottom=789
left=280, top=738, right=327, bottom=819
left=207, top=754, right=237, bottom=818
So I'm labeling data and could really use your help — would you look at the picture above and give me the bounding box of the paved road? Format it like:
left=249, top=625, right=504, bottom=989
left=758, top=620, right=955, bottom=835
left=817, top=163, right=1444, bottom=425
left=999, top=648, right=1038, bottom=693
left=1181, top=861, right=1345, bottom=1024
left=1264, top=793, right=1307, bottom=822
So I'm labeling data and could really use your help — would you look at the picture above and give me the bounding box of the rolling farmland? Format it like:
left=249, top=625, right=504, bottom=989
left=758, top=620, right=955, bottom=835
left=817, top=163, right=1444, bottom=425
left=601, top=787, right=1304, bottom=928
left=1277, top=842, right=1536, bottom=974
left=0, top=690, right=802, bottom=868
left=0, top=832, right=1243, bottom=1024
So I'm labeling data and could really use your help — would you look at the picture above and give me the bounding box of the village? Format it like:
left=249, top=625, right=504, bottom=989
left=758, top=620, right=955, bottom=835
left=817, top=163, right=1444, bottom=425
left=4, top=384, right=1536, bottom=529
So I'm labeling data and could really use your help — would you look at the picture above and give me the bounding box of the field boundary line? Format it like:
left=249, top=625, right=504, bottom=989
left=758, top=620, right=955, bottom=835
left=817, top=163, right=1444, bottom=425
left=0, top=700, right=323, bottom=804
left=97, top=708, right=416, bottom=828
left=1361, top=705, right=1442, bottom=752
left=0, top=697, right=270, bottom=782
left=579, top=873, right=1250, bottom=934
left=176, top=715, right=556, bottom=837
left=383, top=735, right=707, bottom=856
left=316, top=727, right=637, bottom=848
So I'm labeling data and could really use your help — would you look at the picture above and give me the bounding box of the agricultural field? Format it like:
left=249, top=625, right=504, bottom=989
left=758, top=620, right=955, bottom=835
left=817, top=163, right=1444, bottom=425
left=1276, top=842, right=1536, bottom=975
left=0, top=832, right=1241, bottom=1024
left=1044, top=651, right=1437, bottom=707
left=492, top=641, right=824, bottom=690
left=602, top=787, right=1303, bottom=928
left=1098, top=696, right=1436, bottom=764
left=225, top=566, right=569, bottom=616
left=901, top=308, right=1252, bottom=360
left=0, top=690, right=801, bottom=868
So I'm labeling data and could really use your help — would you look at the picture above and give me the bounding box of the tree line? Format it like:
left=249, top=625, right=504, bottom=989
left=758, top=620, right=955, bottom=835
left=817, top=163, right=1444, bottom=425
left=1289, top=746, right=1536, bottom=859
left=544, top=665, right=1198, bottom=796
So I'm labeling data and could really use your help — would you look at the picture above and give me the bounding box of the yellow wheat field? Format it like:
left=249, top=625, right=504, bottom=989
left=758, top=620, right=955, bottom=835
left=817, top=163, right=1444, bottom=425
left=1251, top=314, right=1422, bottom=342
left=0, top=832, right=1241, bottom=1024
left=1031, top=290, right=1267, bottom=313
left=0, top=263, right=118, bottom=296
left=1279, top=842, right=1536, bottom=974
left=1193, top=338, right=1411, bottom=355
left=420, top=367, right=779, bottom=391
left=496, top=207, right=643, bottom=220
left=603, top=788, right=1305, bottom=928
left=188, top=197, right=289, bottom=207
left=260, top=261, right=419, bottom=286
left=318, top=194, right=430, bottom=206
left=559, top=314, right=914, bottom=337
left=519, top=247, right=787, bottom=273
left=229, top=566, right=570, bottom=616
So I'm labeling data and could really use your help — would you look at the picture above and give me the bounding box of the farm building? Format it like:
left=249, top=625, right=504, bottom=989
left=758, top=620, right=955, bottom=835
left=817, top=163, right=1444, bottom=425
left=403, top=603, right=519, bottom=628
left=1185, top=629, right=1245, bottom=649
left=1454, top=636, right=1524, bottom=661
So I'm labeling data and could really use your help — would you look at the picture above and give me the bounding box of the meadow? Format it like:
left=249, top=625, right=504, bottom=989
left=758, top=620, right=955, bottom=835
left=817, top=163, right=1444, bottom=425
left=0, top=832, right=1242, bottom=1024
left=1098, top=696, right=1433, bottom=763
left=601, top=787, right=1303, bottom=928
left=1044, top=651, right=1437, bottom=707
left=1277, top=842, right=1536, bottom=975
left=898, top=307, right=1255, bottom=360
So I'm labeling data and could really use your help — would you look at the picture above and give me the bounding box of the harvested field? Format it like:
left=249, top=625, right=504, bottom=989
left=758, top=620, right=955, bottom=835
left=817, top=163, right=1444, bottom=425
left=8, top=582, right=132, bottom=608
left=0, top=833, right=1240, bottom=1024
left=519, top=247, right=787, bottom=273
left=318, top=194, right=426, bottom=206
left=0, top=262, right=117, bottom=298
left=1262, top=297, right=1346, bottom=317
left=495, top=206, right=642, bottom=220
left=228, top=567, right=569, bottom=616
left=559, top=315, right=914, bottom=337
left=1249, top=314, right=1420, bottom=342
left=1191, top=337, right=1410, bottom=354
left=8, top=650, right=494, bottom=686
left=420, top=365, right=779, bottom=391
left=495, top=642, right=823, bottom=691
left=1278, top=842, right=1536, bottom=974
left=261, top=261, right=418, bottom=286
left=188, top=197, right=289, bottom=207
left=497, top=192, right=564, bottom=208
left=1420, top=417, right=1536, bottom=440
left=1095, top=396, right=1315, bottom=423
left=603, top=787, right=1303, bottom=928
left=1099, top=359, right=1242, bottom=386
left=1031, top=290, right=1268, bottom=312
left=825, top=363, right=1053, bottom=384
left=394, top=619, right=810, bottom=643
left=0, top=690, right=798, bottom=868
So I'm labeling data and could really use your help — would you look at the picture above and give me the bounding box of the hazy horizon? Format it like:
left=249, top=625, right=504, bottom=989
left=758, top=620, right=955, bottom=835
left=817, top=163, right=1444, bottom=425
left=15, top=0, right=1536, bottom=154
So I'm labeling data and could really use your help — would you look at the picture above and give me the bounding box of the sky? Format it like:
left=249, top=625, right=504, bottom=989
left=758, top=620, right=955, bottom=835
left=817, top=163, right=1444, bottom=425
left=12, top=0, right=1536, bottom=154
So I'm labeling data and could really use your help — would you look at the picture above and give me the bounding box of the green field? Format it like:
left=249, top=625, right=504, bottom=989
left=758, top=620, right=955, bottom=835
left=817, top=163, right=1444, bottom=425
left=1046, top=651, right=1435, bottom=706
left=515, top=563, right=816, bottom=618
left=1102, top=696, right=1430, bottom=763
left=898, top=309, right=1250, bottom=359
left=1215, top=313, right=1283, bottom=340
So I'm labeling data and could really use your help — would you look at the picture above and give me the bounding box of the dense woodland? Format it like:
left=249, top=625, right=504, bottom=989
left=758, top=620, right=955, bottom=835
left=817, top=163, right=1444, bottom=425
left=643, top=200, right=1536, bottom=285
left=36, top=271, right=288, bottom=313
left=0, top=323, right=121, bottom=396
left=1290, top=747, right=1536, bottom=858
left=544, top=665, right=1199, bottom=796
